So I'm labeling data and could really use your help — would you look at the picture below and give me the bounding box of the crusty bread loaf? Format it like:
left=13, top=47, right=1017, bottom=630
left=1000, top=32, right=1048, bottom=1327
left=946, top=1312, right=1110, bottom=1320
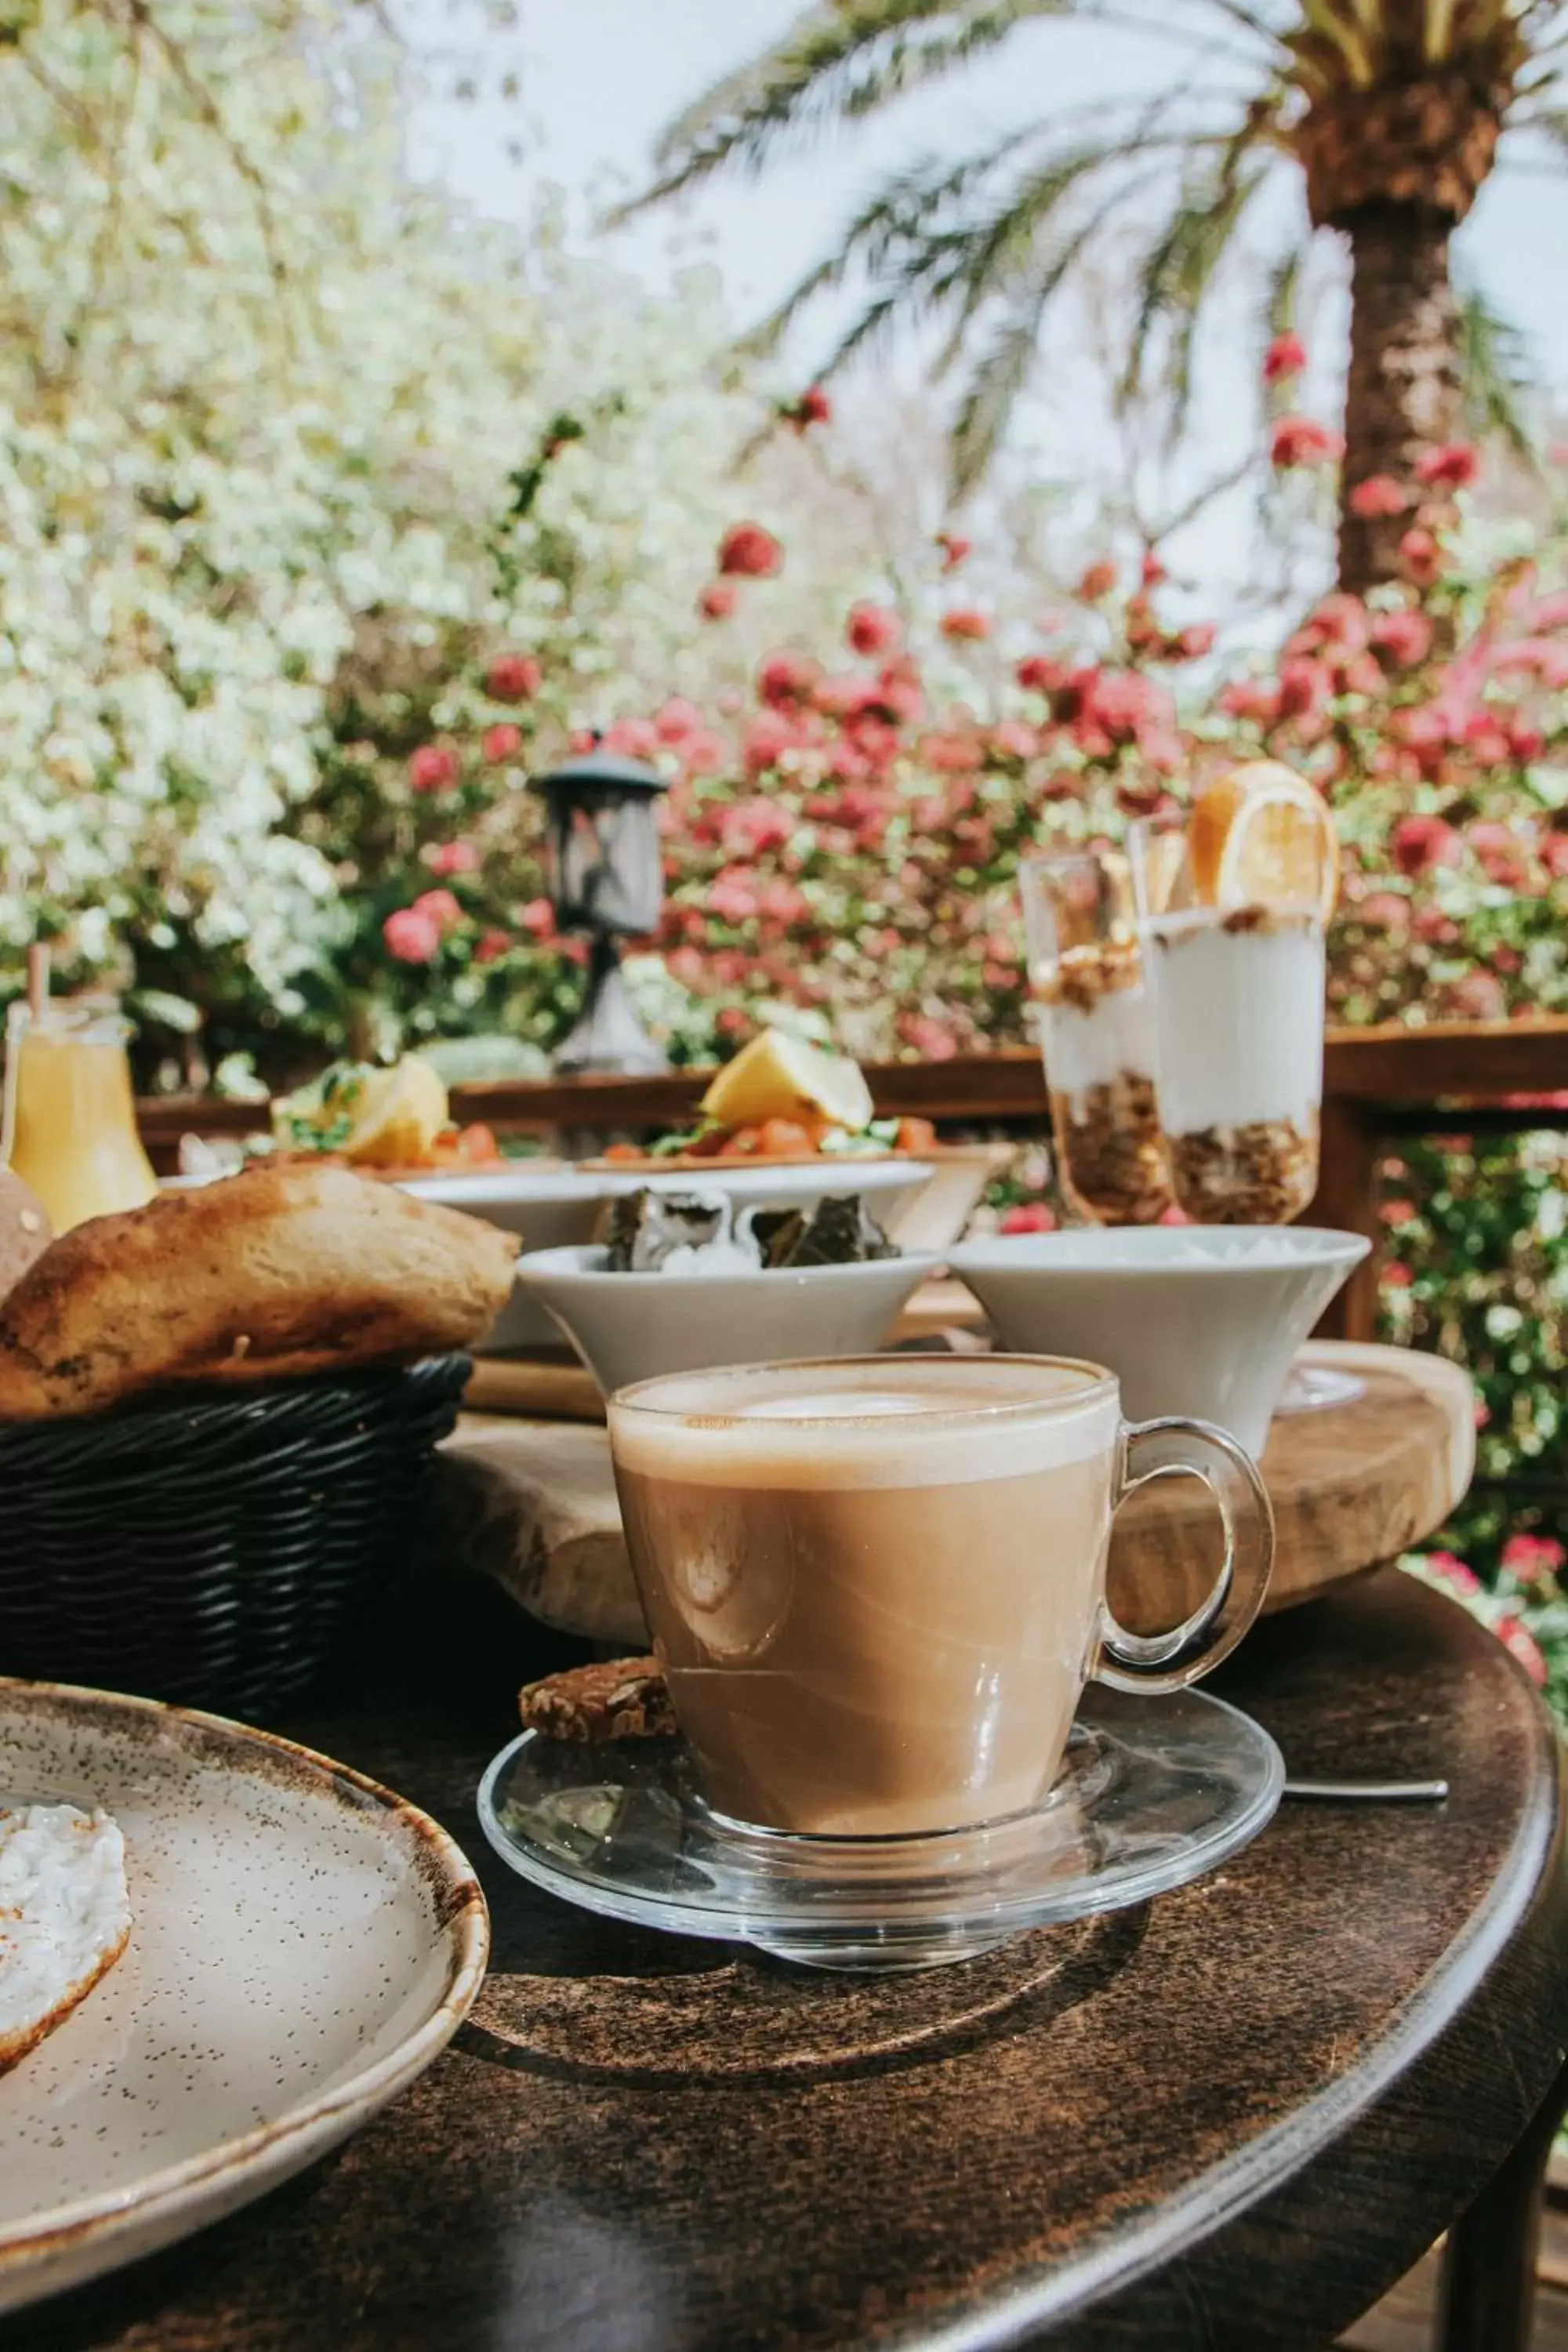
left=0, top=1169, right=50, bottom=1305
left=0, top=1162, right=519, bottom=1419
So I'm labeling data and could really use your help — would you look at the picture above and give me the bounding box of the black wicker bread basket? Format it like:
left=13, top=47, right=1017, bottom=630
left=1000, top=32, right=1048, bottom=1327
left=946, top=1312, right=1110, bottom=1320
left=0, top=1354, right=470, bottom=1718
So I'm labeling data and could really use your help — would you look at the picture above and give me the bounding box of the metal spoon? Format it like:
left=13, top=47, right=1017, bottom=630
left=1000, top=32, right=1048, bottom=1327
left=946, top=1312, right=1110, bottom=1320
left=1283, top=1777, right=1449, bottom=1803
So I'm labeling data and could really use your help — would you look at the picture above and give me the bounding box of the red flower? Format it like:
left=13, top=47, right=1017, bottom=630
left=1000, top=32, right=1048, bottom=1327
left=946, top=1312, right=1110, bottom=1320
left=1381, top=1261, right=1412, bottom=1289
left=425, top=840, right=479, bottom=877
left=1349, top=474, right=1409, bottom=519
left=1263, top=332, right=1307, bottom=383
left=1141, top=550, right=1167, bottom=589
left=1173, top=622, right=1217, bottom=661
left=1218, top=677, right=1279, bottom=724
left=1276, top=657, right=1327, bottom=720
left=1391, top=813, right=1462, bottom=877
left=1495, top=1615, right=1548, bottom=1686
left=473, top=928, right=511, bottom=965
left=1016, top=653, right=1067, bottom=694
left=1414, top=441, right=1480, bottom=491
left=1270, top=415, right=1344, bottom=469
left=937, top=532, right=971, bottom=572
left=1076, top=559, right=1117, bottom=602
left=846, top=602, right=900, bottom=658
left=757, top=652, right=818, bottom=707
left=1502, top=1534, right=1567, bottom=1581
left=383, top=906, right=441, bottom=963
left=999, top=1202, right=1056, bottom=1235
left=742, top=713, right=796, bottom=777
left=699, top=580, right=737, bottom=620
left=520, top=898, right=555, bottom=942
left=1370, top=609, right=1432, bottom=669
left=717, top=521, right=783, bottom=578
left=482, top=722, right=522, bottom=764
left=1444, top=971, right=1508, bottom=1022
left=408, top=744, right=459, bottom=794
left=787, top=383, right=831, bottom=430
left=486, top=653, right=540, bottom=702
left=1399, top=527, right=1443, bottom=586
left=940, top=608, right=990, bottom=641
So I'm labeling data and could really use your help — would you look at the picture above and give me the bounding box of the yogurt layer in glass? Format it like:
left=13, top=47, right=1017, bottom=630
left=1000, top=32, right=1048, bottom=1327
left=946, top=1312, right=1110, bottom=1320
left=1020, top=851, right=1172, bottom=1225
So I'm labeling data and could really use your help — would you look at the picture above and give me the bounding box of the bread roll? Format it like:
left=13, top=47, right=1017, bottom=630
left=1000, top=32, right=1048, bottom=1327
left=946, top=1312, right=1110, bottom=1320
left=0, top=1162, right=518, bottom=1419
left=0, top=1170, right=50, bottom=1305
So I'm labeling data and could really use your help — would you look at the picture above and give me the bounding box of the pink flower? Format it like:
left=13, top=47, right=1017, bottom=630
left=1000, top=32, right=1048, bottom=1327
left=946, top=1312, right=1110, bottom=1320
left=1391, top=813, right=1462, bottom=877
left=1016, top=654, right=1068, bottom=694
left=940, top=607, right=990, bottom=641
left=1270, top=415, right=1344, bottom=469
left=1276, top=657, right=1328, bottom=721
left=486, top=653, right=540, bottom=702
left=1263, top=332, right=1307, bottom=383
left=1502, top=1534, right=1567, bottom=1581
left=846, top=602, right=900, bottom=659
left=718, top=522, right=783, bottom=579
left=999, top=1202, right=1056, bottom=1235
left=1218, top=677, right=1279, bottom=724
left=1399, top=527, right=1443, bottom=586
left=989, top=720, right=1036, bottom=761
left=412, top=888, right=462, bottom=929
left=1415, top=441, right=1480, bottom=491
left=1141, top=551, right=1167, bottom=589
left=1444, top=971, right=1507, bottom=1022
left=602, top=717, right=659, bottom=761
left=1350, top=474, right=1410, bottom=519
left=520, top=898, right=556, bottom=942
left=482, top=723, right=522, bottom=764
left=742, top=714, right=796, bottom=777
left=383, top=906, right=441, bottom=963
left=473, top=928, right=511, bottom=965
left=1077, top=560, right=1117, bottom=602
left=1424, top=1549, right=1481, bottom=1596
left=1359, top=891, right=1411, bottom=931
left=1495, top=1615, right=1548, bottom=1686
left=425, top=840, right=479, bottom=877
left=1370, top=609, right=1432, bottom=669
left=721, top=797, right=793, bottom=855
left=1158, top=1203, right=1193, bottom=1227
left=681, top=728, right=724, bottom=779
left=654, top=697, right=703, bottom=743
left=408, top=744, right=459, bottom=795
left=699, top=580, right=737, bottom=621
left=937, top=532, right=971, bottom=572
left=1173, top=623, right=1217, bottom=661
left=708, top=869, right=760, bottom=925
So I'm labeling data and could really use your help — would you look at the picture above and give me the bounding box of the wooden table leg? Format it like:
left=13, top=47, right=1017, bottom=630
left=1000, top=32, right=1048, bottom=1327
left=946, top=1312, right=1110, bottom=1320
left=1435, top=2054, right=1568, bottom=2352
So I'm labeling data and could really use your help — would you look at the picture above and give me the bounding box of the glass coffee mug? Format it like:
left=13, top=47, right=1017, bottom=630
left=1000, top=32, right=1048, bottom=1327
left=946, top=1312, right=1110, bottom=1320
left=608, top=1355, right=1273, bottom=1838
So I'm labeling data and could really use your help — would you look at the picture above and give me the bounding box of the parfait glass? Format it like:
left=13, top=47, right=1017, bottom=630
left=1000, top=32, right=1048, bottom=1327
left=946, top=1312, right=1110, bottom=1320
left=1019, top=849, right=1172, bottom=1225
left=1128, top=814, right=1328, bottom=1225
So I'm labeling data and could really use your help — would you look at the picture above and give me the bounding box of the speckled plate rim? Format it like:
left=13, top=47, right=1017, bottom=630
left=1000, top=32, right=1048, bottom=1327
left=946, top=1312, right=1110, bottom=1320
left=0, top=1677, right=490, bottom=2309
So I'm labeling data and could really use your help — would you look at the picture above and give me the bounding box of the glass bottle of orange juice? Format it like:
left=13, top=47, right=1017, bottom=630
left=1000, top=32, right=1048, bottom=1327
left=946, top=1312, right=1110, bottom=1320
left=3, top=998, right=158, bottom=1232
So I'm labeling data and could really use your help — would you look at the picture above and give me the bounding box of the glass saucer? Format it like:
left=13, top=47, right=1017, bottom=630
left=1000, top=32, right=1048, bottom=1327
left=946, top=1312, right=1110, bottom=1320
left=477, top=1686, right=1283, bottom=1973
left=1276, top=1363, right=1367, bottom=1417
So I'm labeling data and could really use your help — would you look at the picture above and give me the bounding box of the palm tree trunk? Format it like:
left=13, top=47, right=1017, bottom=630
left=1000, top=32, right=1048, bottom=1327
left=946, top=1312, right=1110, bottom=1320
left=1338, top=204, right=1462, bottom=596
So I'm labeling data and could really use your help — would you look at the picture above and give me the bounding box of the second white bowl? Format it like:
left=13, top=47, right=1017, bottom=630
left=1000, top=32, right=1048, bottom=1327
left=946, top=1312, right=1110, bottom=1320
left=947, top=1225, right=1371, bottom=1457
left=515, top=1244, right=939, bottom=1397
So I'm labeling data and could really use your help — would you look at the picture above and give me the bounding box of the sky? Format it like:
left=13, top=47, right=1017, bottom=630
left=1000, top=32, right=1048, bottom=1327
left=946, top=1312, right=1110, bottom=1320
left=408, top=0, right=1568, bottom=606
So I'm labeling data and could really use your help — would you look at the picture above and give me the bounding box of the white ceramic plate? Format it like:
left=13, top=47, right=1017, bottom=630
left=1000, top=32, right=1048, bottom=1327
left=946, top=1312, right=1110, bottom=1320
left=0, top=1680, right=488, bottom=2314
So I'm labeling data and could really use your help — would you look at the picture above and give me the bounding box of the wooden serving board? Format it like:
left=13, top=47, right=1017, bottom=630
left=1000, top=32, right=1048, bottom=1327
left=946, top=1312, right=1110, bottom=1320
left=435, top=1341, right=1474, bottom=1648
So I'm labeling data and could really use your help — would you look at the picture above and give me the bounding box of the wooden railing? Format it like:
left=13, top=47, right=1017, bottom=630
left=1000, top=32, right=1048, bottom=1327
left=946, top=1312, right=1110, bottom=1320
left=136, top=1016, right=1568, bottom=1344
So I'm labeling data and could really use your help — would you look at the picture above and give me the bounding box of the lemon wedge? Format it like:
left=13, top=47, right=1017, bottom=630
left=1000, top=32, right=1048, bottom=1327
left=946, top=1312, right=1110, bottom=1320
left=1189, top=760, right=1338, bottom=920
left=700, top=1030, right=874, bottom=1136
left=341, top=1055, right=450, bottom=1167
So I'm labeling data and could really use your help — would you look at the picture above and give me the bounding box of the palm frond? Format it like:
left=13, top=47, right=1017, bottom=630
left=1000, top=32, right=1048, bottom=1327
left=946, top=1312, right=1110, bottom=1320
left=1120, top=120, right=1276, bottom=427
left=608, top=0, right=1067, bottom=220
left=948, top=164, right=1170, bottom=493
left=1457, top=278, right=1538, bottom=462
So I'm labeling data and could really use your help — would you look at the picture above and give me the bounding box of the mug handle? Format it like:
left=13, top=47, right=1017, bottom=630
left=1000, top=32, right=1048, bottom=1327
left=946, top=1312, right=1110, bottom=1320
left=1094, top=1417, right=1275, bottom=1696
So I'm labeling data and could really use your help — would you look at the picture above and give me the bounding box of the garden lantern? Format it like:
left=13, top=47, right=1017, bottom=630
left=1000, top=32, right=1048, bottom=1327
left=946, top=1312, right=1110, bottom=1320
left=530, top=742, right=670, bottom=1073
